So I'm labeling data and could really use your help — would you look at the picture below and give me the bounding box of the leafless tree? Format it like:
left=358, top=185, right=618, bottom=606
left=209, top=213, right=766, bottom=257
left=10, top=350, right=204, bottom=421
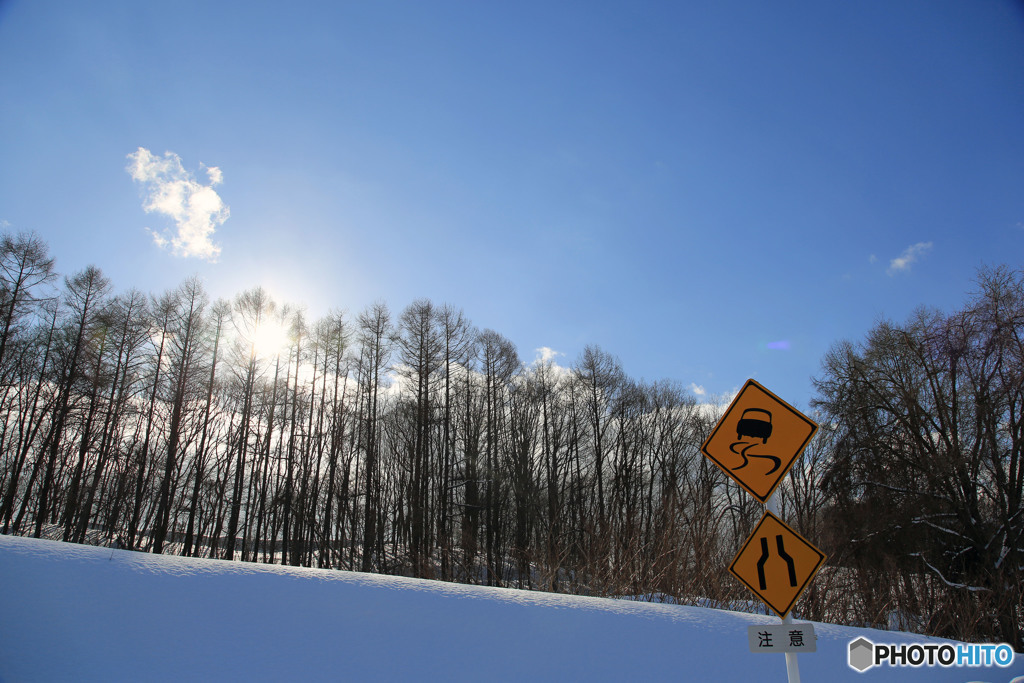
left=814, top=266, right=1023, bottom=647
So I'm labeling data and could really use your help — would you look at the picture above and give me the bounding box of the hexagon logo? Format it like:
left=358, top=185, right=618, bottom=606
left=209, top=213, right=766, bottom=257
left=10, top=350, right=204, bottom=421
left=848, top=637, right=874, bottom=672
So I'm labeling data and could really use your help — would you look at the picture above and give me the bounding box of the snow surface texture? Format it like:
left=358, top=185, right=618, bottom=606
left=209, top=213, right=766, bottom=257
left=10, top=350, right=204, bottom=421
left=0, top=534, right=1020, bottom=682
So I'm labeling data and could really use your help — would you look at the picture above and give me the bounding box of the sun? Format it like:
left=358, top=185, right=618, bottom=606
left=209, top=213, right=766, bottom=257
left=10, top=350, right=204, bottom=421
left=250, top=318, right=290, bottom=361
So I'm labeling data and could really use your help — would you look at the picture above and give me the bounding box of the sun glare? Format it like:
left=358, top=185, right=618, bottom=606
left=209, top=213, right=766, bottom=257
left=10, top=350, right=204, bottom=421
left=251, top=319, right=290, bottom=361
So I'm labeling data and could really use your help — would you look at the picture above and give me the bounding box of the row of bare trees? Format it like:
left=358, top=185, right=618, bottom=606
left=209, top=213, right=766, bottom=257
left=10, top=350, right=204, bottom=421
left=0, top=232, right=756, bottom=600
left=0, top=231, right=1019, bottom=646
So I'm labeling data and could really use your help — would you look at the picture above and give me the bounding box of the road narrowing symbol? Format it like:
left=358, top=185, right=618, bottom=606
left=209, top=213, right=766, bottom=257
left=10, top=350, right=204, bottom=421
left=729, top=510, right=826, bottom=618
left=700, top=379, right=818, bottom=504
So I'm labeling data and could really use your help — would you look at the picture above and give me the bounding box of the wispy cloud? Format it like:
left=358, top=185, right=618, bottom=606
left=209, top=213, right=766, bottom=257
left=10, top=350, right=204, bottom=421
left=887, top=241, right=933, bottom=276
left=689, top=382, right=706, bottom=396
left=127, top=147, right=229, bottom=261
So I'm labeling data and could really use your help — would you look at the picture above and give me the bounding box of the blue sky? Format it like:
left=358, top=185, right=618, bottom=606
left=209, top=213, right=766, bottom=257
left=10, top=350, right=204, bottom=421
left=1, top=1, right=1022, bottom=407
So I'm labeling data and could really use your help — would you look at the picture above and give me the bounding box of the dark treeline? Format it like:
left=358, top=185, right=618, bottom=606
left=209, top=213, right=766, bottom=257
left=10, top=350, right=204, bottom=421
left=0, top=231, right=1019, bottom=647
left=813, top=265, right=1023, bottom=648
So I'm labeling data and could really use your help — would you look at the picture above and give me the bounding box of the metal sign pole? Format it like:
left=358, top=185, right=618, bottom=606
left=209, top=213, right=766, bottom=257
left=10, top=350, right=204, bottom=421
left=766, top=492, right=800, bottom=683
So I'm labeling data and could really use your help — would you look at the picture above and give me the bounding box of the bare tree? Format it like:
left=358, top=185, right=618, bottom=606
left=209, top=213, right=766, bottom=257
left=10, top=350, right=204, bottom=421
left=182, top=299, right=229, bottom=557
left=152, top=278, right=209, bottom=554
left=572, top=345, right=624, bottom=563
left=313, top=310, right=350, bottom=568
left=396, top=298, right=444, bottom=576
left=357, top=301, right=392, bottom=572
left=72, top=290, right=151, bottom=544
left=814, top=266, right=1024, bottom=647
left=477, top=329, right=519, bottom=585
left=223, top=287, right=277, bottom=560
left=0, top=230, right=56, bottom=382
left=36, top=265, right=110, bottom=538
left=436, top=304, right=473, bottom=578
left=0, top=299, right=60, bottom=533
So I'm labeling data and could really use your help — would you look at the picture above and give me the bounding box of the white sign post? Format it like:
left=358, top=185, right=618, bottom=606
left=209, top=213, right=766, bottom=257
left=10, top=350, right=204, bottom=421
left=767, top=492, right=801, bottom=683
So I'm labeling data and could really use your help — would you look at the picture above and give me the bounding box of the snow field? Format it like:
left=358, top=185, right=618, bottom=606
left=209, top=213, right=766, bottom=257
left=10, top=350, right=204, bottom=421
left=1, top=534, right=1021, bottom=682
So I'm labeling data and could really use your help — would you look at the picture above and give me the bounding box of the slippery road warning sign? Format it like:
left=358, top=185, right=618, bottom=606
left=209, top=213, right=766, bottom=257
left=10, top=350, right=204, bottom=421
left=730, top=511, right=826, bottom=618
left=700, top=379, right=818, bottom=503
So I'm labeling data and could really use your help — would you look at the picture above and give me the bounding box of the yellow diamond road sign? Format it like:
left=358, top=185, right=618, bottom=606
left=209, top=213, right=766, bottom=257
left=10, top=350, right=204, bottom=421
left=730, top=510, right=826, bottom=618
left=701, top=379, right=818, bottom=504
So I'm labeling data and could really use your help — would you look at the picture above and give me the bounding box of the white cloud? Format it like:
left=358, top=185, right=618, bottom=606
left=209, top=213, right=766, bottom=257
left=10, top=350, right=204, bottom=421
left=535, top=347, right=563, bottom=364
left=887, top=242, right=932, bottom=276
left=204, top=164, right=223, bottom=186
left=689, top=382, right=706, bottom=396
left=127, top=147, right=229, bottom=261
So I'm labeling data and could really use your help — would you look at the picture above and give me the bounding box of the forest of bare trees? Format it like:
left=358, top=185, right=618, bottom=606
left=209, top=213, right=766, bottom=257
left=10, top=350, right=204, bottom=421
left=0, top=231, right=1020, bottom=648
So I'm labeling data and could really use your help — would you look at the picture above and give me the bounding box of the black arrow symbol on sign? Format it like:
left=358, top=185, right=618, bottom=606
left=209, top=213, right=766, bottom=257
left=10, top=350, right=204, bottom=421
left=756, top=535, right=799, bottom=590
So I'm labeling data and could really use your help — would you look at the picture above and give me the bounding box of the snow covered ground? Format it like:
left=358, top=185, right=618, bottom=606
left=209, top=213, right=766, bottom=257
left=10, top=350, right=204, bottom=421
left=1, top=534, right=1020, bottom=682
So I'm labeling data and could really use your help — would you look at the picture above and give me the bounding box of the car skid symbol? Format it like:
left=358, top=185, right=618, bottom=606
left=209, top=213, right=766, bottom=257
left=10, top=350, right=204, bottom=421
left=729, top=440, right=782, bottom=475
